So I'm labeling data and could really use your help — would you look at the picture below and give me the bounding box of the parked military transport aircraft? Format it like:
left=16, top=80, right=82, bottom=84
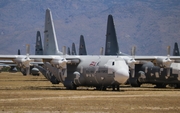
left=104, top=14, right=180, bottom=88
left=34, top=31, right=88, bottom=84
left=1, top=8, right=180, bottom=91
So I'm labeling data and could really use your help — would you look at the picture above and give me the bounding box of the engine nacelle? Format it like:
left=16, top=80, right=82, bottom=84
left=13, top=57, right=33, bottom=68
left=73, top=71, right=85, bottom=86
left=156, top=57, right=173, bottom=68
left=50, top=58, right=67, bottom=69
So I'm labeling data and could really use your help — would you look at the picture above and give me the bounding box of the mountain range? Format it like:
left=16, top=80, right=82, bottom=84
left=0, top=0, right=180, bottom=55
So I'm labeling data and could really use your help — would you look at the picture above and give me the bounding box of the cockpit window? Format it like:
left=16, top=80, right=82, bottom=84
left=112, top=62, right=115, bottom=65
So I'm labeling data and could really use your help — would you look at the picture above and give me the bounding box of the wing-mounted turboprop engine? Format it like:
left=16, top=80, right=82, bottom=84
left=50, top=46, right=69, bottom=69
left=125, top=46, right=138, bottom=78
left=13, top=44, right=34, bottom=75
left=156, top=46, right=174, bottom=77
left=48, top=46, right=70, bottom=82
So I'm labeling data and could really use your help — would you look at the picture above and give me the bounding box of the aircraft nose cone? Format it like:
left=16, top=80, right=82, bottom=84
left=115, top=68, right=129, bottom=84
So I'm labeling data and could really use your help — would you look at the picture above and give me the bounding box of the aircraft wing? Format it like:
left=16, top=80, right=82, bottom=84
left=134, top=56, right=180, bottom=61
left=0, top=55, right=80, bottom=69
left=0, top=55, right=179, bottom=68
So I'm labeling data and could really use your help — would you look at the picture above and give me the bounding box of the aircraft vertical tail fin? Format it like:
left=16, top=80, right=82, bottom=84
left=44, top=8, right=62, bottom=55
left=79, top=35, right=87, bottom=55
left=35, top=31, right=43, bottom=55
left=67, top=47, right=71, bottom=55
left=18, top=49, right=21, bottom=55
left=105, top=15, right=119, bottom=55
left=72, top=43, right=77, bottom=55
left=173, top=42, right=180, bottom=56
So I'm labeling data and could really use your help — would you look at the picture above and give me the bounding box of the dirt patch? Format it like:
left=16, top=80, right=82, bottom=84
left=0, top=72, right=180, bottom=113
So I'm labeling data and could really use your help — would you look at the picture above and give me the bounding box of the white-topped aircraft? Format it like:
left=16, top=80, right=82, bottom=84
left=0, top=8, right=180, bottom=91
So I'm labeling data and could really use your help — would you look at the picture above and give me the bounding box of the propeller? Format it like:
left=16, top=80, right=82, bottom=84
left=100, top=47, right=104, bottom=55
left=13, top=44, right=34, bottom=75
left=127, top=46, right=137, bottom=78
left=166, top=46, right=172, bottom=77
left=156, top=46, right=173, bottom=77
left=23, top=44, right=34, bottom=75
left=50, top=46, right=69, bottom=69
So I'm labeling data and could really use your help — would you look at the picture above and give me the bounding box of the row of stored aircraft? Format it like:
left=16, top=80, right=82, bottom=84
left=1, top=8, right=180, bottom=90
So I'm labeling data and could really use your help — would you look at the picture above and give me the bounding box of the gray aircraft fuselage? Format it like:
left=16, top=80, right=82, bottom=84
left=43, top=55, right=129, bottom=89
left=132, top=62, right=180, bottom=86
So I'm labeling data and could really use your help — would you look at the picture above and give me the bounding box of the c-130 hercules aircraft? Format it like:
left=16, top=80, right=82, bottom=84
left=0, top=9, right=180, bottom=91
left=104, top=14, right=180, bottom=88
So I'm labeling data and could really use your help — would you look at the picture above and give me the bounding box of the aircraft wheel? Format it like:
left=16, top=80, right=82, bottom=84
left=66, top=83, right=77, bottom=90
left=112, top=85, right=120, bottom=91
left=96, top=86, right=106, bottom=91
left=154, top=84, right=166, bottom=88
left=117, top=85, right=120, bottom=91
left=174, top=84, right=180, bottom=89
left=96, top=87, right=101, bottom=90
left=130, top=78, right=141, bottom=87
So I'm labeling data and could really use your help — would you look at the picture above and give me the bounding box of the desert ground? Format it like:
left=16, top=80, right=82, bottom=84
left=0, top=72, right=180, bottom=113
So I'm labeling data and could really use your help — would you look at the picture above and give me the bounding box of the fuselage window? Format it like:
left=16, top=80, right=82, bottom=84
left=112, top=62, right=115, bottom=66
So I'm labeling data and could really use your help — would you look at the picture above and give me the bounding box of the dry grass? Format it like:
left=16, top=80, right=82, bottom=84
left=0, top=72, right=180, bottom=113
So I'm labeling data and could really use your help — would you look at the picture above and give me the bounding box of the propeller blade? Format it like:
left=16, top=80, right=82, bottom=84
left=167, top=46, right=170, bottom=58
left=100, top=47, right=104, bottom=55
left=167, top=68, right=171, bottom=77
left=62, top=46, right=66, bottom=55
left=131, top=69, right=135, bottom=78
left=131, top=46, right=136, bottom=59
left=26, top=44, right=30, bottom=56
left=26, top=67, right=30, bottom=75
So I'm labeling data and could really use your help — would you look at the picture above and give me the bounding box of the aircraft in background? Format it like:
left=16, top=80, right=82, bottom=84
left=34, top=31, right=88, bottom=84
left=67, top=47, right=71, bottom=55
left=79, top=35, right=87, bottom=55
left=1, top=9, right=180, bottom=91
left=71, top=43, right=77, bottom=55
left=68, top=35, right=87, bottom=56
left=0, top=9, right=130, bottom=91
left=173, top=42, right=180, bottom=56
left=104, top=14, right=180, bottom=88
left=33, top=31, right=59, bottom=84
